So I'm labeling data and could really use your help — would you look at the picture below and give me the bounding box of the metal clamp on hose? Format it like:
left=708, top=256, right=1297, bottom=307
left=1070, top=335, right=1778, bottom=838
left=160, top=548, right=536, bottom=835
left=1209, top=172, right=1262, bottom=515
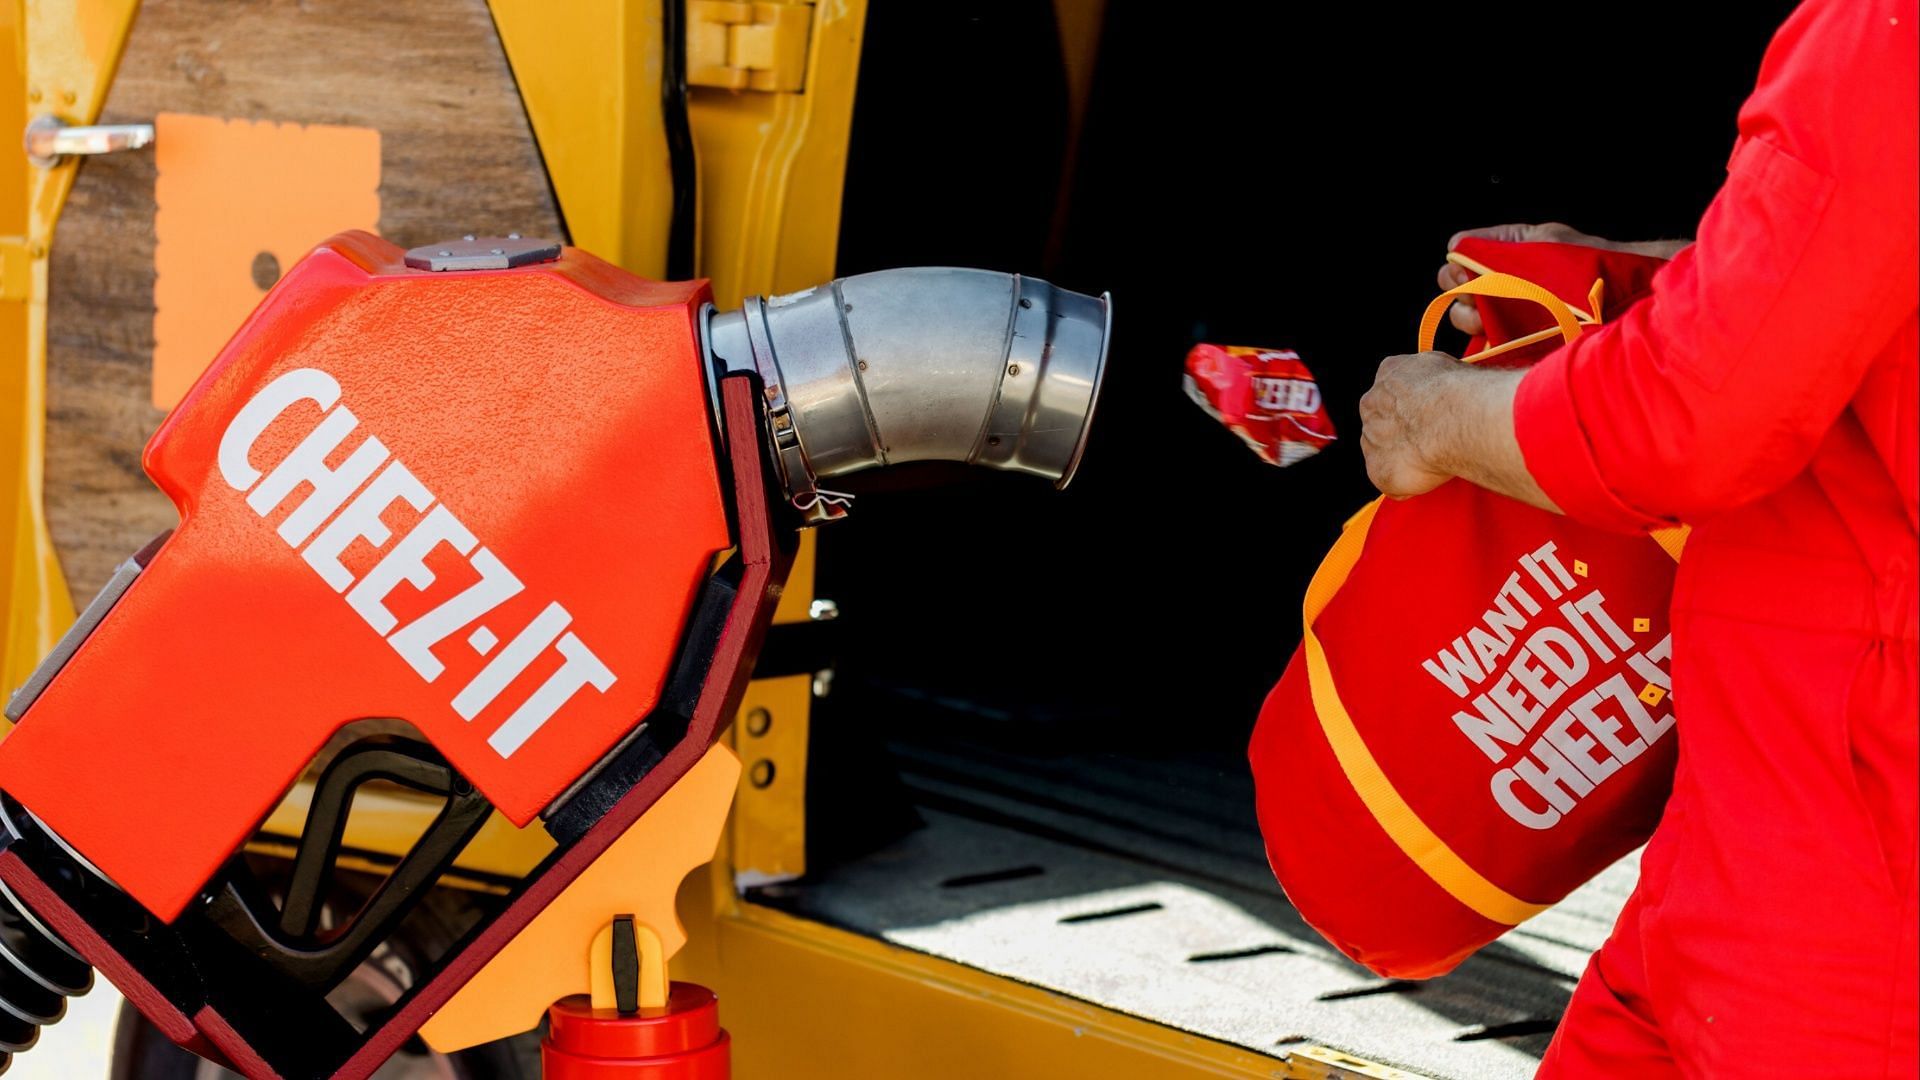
left=705, top=268, right=1112, bottom=525
left=739, top=293, right=852, bottom=523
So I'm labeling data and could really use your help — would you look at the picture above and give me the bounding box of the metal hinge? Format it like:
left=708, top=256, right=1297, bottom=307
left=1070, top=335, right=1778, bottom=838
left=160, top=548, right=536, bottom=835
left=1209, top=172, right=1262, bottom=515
left=687, top=1, right=813, bottom=93
left=23, top=116, right=155, bottom=167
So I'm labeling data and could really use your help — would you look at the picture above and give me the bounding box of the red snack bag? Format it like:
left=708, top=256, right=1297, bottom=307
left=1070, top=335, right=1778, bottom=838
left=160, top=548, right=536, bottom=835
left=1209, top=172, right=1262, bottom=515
left=1249, top=241, right=1685, bottom=979
left=1184, top=345, right=1336, bottom=466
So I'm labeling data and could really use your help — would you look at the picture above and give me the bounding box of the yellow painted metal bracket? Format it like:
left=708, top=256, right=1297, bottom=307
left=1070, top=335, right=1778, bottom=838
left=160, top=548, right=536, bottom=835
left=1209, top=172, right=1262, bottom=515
left=1288, top=1046, right=1426, bottom=1080
left=728, top=672, right=810, bottom=883
left=727, top=510, right=820, bottom=883
left=419, top=744, right=741, bottom=1053
left=486, top=0, right=857, bottom=306
left=487, top=0, right=675, bottom=279
left=1, top=0, right=141, bottom=709
left=688, top=0, right=865, bottom=307
left=0, top=236, right=29, bottom=302
left=687, top=1, right=812, bottom=93
left=672, top=895, right=1420, bottom=1079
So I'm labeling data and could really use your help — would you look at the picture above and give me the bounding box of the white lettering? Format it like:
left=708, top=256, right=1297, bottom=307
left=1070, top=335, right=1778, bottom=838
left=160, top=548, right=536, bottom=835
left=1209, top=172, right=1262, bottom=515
left=1487, top=671, right=1544, bottom=728
left=219, top=367, right=340, bottom=492
left=486, top=632, right=617, bottom=756
left=1495, top=572, right=1543, bottom=618
left=1493, top=768, right=1562, bottom=829
left=348, top=505, right=478, bottom=636
left=1525, top=625, right=1589, bottom=694
left=453, top=602, right=573, bottom=721
left=1568, top=686, right=1647, bottom=767
left=1423, top=637, right=1486, bottom=698
left=1603, top=671, right=1675, bottom=745
left=1560, top=596, right=1618, bottom=662
left=1543, top=709, right=1621, bottom=786
left=389, top=549, right=525, bottom=681
left=1513, top=739, right=1594, bottom=813
left=1428, top=551, right=1671, bottom=832
left=1531, top=541, right=1577, bottom=589
left=217, top=370, right=623, bottom=761
left=1509, top=647, right=1565, bottom=713
left=1467, top=626, right=1511, bottom=671
left=302, top=460, right=432, bottom=591
left=248, top=406, right=390, bottom=546
left=1518, top=553, right=1563, bottom=599
left=1573, top=591, right=1634, bottom=651
left=1483, top=574, right=1534, bottom=645
left=1454, top=694, right=1530, bottom=763
left=1627, top=634, right=1673, bottom=694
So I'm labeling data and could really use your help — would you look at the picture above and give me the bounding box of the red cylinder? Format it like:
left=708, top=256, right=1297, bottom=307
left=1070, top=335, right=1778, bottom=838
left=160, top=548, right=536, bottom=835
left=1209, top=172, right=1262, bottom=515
left=542, top=983, right=731, bottom=1079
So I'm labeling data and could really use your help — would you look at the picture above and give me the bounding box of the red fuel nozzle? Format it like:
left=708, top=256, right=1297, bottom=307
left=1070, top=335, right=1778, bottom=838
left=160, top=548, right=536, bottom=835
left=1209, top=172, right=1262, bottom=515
left=543, top=984, right=731, bottom=1079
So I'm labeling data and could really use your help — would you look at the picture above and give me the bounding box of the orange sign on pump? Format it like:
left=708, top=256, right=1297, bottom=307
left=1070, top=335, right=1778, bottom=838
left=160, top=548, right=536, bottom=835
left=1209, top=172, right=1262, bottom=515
left=0, top=233, right=732, bottom=921
left=153, top=113, right=381, bottom=409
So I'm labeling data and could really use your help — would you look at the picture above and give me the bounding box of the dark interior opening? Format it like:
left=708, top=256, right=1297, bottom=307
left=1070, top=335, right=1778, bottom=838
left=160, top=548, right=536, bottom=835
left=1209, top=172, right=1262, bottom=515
left=792, top=4, right=1798, bottom=1076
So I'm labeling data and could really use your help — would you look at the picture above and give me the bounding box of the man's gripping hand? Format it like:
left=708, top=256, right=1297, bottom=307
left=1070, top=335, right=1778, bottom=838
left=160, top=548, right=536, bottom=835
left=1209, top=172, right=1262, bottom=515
left=1358, top=351, right=1462, bottom=499
left=1358, top=352, right=1558, bottom=513
left=1439, top=223, right=1689, bottom=335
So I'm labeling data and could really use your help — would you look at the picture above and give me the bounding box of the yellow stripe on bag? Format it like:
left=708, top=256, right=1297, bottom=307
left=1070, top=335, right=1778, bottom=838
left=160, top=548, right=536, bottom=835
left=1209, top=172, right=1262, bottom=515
left=1301, top=498, right=1552, bottom=926
left=1649, top=526, right=1688, bottom=561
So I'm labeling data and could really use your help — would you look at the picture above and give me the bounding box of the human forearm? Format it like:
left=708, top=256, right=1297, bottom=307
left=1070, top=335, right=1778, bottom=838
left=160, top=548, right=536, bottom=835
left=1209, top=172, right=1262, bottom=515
left=1611, top=238, right=1691, bottom=260
left=1358, top=352, right=1560, bottom=513
left=1438, top=226, right=1689, bottom=336
left=1427, top=363, right=1559, bottom=512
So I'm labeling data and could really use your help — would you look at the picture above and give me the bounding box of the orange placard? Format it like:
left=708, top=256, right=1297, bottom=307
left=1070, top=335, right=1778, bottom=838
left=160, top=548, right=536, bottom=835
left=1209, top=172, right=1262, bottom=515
left=153, top=112, right=380, bottom=409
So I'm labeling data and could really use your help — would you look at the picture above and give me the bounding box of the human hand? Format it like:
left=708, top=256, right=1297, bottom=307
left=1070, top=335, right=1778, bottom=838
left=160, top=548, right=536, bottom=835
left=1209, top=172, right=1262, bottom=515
left=1438, top=223, right=1689, bottom=335
left=1359, top=351, right=1555, bottom=511
left=1438, top=223, right=1619, bottom=336
left=1358, top=351, right=1462, bottom=499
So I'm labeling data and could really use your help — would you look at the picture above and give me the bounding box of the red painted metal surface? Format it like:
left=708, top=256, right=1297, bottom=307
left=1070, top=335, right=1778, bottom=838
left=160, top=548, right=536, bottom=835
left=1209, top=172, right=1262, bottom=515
left=0, top=851, right=233, bottom=1067
left=0, top=375, right=786, bottom=1080
left=543, top=987, right=730, bottom=1078
left=331, top=375, right=788, bottom=1080
left=0, top=232, right=732, bottom=921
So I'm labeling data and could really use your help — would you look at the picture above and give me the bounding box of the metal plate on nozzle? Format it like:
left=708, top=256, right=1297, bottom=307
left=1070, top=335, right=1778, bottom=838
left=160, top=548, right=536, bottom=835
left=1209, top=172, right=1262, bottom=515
left=404, top=235, right=560, bottom=272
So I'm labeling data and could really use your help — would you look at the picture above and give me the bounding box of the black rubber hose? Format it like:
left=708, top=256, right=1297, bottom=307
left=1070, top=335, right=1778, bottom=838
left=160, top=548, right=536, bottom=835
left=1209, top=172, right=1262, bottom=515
left=0, top=876, right=93, bottom=1073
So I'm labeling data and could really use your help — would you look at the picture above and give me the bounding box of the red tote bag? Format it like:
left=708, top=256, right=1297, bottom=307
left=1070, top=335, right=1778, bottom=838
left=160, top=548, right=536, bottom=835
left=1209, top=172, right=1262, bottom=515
left=1250, top=240, right=1686, bottom=979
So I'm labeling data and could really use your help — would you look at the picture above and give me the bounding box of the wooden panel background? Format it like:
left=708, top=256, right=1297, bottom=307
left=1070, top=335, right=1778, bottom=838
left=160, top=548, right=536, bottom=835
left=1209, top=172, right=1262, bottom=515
left=46, top=0, right=566, bottom=599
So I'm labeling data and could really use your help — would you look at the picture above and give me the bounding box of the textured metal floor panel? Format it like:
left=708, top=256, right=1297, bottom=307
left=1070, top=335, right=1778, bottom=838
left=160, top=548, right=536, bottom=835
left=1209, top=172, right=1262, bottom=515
left=756, top=729, right=1640, bottom=1080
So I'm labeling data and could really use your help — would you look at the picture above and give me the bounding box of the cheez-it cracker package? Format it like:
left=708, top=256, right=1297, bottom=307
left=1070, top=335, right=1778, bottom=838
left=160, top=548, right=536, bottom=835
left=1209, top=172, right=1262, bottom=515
left=1183, top=344, right=1336, bottom=467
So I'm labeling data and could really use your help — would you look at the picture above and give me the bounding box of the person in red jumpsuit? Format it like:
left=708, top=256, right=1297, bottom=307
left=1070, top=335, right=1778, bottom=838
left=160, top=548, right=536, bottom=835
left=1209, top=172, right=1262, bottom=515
left=1357, top=1, right=1917, bottom=1075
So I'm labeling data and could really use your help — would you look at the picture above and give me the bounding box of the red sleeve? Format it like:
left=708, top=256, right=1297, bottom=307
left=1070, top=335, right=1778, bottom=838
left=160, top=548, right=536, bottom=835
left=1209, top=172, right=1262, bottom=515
left=1512, top=0, right=1919, bottom=531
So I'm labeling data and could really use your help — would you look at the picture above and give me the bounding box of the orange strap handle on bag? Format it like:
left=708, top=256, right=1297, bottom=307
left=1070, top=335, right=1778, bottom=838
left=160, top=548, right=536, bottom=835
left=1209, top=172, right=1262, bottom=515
left=1418, top=266, right=1601, bottom=363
